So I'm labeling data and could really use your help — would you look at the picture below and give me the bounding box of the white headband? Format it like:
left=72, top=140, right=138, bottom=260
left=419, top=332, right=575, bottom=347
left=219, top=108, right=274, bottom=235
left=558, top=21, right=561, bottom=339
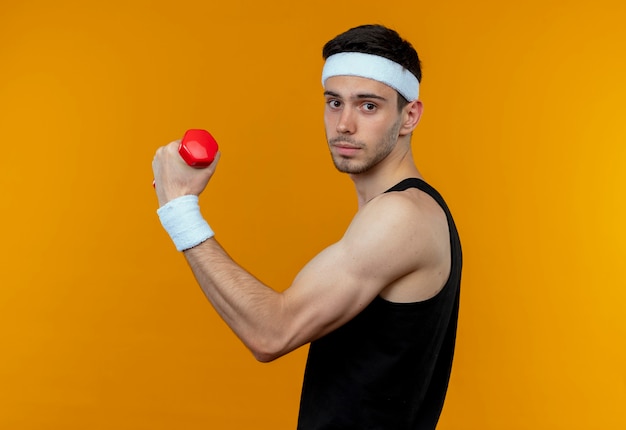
left=321, top=52, right=420, bottom=101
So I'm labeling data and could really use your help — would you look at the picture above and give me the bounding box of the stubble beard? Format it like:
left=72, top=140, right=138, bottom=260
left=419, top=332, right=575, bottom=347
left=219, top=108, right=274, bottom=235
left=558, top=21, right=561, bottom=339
left=328, top=118, right=402, bottom=175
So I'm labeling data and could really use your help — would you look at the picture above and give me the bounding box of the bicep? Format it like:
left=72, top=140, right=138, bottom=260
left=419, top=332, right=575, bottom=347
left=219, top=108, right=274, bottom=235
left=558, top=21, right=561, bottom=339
left=283, top=242, right=377, bottom=343
left=279, top=204, right=423, bottom=349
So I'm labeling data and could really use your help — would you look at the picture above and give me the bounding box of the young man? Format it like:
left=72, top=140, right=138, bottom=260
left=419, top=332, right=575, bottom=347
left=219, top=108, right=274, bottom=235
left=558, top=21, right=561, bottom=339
left=152, top=24, right=462, bottom=430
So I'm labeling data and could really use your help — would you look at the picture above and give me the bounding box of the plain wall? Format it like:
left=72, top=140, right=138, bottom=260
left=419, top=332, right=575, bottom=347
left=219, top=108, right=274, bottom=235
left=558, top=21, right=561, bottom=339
left=1, top=0, right=624, bottom=428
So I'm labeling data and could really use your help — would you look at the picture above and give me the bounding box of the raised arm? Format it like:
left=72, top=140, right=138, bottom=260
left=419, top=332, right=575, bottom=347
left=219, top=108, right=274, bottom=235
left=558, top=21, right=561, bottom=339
left=181, top=190, right=442, bottom=362
left=152, top=140, right=447, bottom=363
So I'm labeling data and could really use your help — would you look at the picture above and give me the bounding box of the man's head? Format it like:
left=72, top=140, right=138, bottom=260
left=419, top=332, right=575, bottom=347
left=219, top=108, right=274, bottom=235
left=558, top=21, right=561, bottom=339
left=321, top=25, right=423, bottom=175
left=322, top=24, right=422, bottom=110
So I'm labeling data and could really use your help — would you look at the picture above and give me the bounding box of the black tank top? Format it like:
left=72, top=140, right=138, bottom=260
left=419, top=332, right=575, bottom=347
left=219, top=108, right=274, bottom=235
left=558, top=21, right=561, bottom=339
left=297, top=178, right=462, bottom=430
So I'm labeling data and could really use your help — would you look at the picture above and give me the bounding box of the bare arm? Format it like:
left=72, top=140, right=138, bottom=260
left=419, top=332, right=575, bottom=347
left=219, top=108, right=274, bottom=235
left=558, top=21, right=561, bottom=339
left=152, top=140, right=443, bottom=362
left=182, top=192, right=432, bottom=362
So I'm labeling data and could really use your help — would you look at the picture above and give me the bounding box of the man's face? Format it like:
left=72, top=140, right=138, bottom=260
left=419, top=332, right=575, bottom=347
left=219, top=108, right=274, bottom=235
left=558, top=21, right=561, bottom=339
left=323, top=76, right=404, bottom=175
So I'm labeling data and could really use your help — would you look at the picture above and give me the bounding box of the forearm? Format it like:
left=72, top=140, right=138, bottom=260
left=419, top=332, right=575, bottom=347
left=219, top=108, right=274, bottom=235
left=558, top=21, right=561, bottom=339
left=152, top=144, right=299, bottom=361
left=183, top=238, right=288, bottom=362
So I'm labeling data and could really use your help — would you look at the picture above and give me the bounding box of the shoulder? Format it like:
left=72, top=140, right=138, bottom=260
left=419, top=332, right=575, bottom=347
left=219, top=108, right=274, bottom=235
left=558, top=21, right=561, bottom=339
left=343, top=187, right=450, bottom=269
left=349, top=187, right=447, bottom=240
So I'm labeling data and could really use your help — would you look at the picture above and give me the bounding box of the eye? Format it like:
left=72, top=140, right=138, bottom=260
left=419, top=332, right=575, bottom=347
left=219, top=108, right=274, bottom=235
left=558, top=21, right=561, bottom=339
left=327, top=99, right=342, bottom=109
left=362, top=102, right=377, bottom=112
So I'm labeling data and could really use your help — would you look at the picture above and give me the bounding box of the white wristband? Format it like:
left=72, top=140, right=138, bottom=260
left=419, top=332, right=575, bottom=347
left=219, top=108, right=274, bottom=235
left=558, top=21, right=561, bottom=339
left=157, top=195, right=214, bottom=251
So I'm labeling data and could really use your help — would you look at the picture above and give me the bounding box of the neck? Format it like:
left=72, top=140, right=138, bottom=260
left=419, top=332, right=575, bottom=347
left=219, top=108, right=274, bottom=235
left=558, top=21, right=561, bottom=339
left=350, top=146, right=422, bottom=208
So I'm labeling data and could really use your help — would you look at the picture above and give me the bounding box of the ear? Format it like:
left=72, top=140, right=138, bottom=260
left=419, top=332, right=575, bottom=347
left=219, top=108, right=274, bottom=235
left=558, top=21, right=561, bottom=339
left=399, top=100, right=423, bottom=136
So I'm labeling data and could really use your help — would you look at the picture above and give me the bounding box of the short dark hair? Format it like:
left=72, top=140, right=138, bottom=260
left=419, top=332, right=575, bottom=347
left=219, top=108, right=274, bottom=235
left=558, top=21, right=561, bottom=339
left=322, top=24, right=421, bottom=109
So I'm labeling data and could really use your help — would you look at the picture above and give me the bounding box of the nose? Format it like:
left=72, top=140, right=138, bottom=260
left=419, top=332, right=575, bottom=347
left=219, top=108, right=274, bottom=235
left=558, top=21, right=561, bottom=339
left=336, top=107, right=356, bottom=134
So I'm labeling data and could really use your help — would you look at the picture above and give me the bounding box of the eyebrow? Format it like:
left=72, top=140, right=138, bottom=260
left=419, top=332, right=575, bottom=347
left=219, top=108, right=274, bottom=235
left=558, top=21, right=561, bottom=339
left=324, top=90, right=388, bottom=102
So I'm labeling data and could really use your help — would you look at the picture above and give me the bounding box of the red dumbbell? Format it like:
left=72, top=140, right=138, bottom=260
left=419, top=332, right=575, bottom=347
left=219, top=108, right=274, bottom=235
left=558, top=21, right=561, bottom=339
left=153, top=129, right=219, bottom=187
left=179, top=129, right=219, bottom=167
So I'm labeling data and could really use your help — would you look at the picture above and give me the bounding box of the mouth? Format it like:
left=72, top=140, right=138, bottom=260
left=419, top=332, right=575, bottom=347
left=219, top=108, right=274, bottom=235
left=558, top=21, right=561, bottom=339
left=330, top=137, right=362, bottom=148
left=333, top=143, right=359, bottom=149
left=332, top=142, right=362, bottom=157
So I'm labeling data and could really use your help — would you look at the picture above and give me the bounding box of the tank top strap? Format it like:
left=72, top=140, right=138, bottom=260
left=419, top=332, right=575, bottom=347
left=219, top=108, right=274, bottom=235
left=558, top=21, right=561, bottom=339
left=384, top=178, right=449, bottom=214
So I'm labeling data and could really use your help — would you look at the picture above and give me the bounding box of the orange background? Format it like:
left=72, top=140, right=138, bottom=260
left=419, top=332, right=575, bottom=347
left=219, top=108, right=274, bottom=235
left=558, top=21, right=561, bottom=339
left=1, top=0, right=625, bottom=428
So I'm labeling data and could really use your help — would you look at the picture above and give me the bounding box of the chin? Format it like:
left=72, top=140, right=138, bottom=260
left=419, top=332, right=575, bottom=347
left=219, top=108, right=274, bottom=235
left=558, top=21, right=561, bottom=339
left=332, top=159, right=369, bottom=174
